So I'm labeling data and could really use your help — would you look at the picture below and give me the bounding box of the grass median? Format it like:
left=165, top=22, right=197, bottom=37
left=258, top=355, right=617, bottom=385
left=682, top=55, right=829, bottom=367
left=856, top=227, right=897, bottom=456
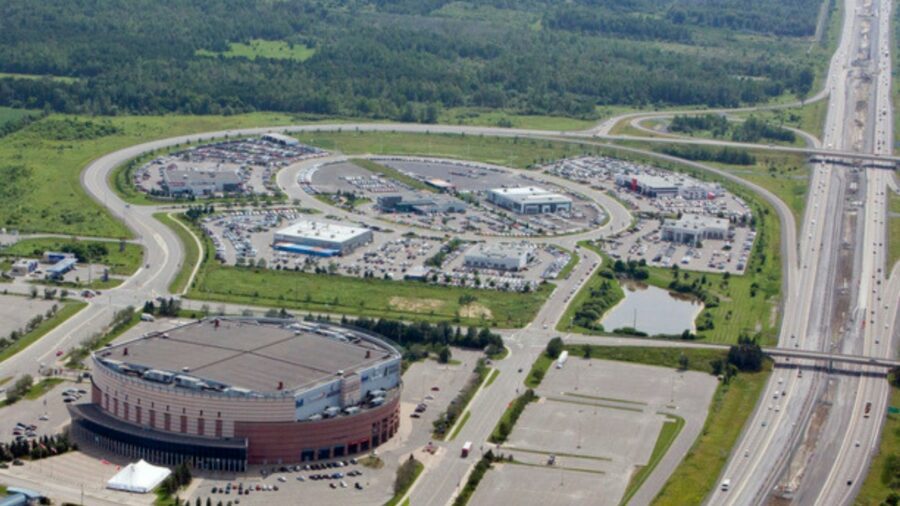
left=153, top=212, right=201, bottom=294
left=0, top=300, right=86, bottom=364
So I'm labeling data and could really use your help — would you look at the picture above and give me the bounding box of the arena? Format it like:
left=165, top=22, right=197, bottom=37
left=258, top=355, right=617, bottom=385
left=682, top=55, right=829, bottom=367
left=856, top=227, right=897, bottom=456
left=68, top=318, right=402, bottom=471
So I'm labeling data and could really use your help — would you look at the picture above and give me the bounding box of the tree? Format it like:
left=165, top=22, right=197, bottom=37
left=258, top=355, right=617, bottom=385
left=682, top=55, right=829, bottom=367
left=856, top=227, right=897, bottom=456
left=438, top=346, right=452, bottom=364
left=582, top=343, right=592, bottom=359
left=678, top=353, right=689, bottom=371
left=545, top=337, right=564, bottom=359
left=727, top=335, right=764, bottom=372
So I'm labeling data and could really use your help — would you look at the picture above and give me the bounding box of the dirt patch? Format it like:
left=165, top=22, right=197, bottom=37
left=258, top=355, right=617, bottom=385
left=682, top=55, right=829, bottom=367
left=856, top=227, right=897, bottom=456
left=458, top=302, right=493, bottom=320
left=389, top=296, right=444, bottom=313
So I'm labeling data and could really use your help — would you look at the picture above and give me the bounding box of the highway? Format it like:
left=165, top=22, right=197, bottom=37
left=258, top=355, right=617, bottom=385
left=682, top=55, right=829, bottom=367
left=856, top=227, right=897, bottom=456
left=0, top=1, right=896, bottom=501
left=707, top=0, right=900, bottom=503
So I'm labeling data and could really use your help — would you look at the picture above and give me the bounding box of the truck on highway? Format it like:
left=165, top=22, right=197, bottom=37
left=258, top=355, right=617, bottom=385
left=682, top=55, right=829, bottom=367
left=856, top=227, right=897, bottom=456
left=461, top=441, right=472, bottom=458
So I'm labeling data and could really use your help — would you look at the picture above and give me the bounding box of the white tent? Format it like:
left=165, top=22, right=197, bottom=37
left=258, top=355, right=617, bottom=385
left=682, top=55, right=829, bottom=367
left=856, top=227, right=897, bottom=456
left=106, top=460, right=172, bottom=493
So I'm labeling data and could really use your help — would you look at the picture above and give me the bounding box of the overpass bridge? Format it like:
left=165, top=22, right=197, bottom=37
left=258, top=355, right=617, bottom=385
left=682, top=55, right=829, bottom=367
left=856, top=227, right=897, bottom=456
left=763, top=347, right=900, bottom=369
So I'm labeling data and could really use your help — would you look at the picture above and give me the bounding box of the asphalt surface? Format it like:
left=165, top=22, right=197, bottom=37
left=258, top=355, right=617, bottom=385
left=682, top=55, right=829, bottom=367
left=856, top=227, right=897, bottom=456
left=0, top=6, right=897, bottom=500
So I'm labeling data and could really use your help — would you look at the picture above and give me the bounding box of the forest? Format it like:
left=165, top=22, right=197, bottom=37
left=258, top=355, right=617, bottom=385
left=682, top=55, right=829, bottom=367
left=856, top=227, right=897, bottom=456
left=0, top=0, right=824, bottom=120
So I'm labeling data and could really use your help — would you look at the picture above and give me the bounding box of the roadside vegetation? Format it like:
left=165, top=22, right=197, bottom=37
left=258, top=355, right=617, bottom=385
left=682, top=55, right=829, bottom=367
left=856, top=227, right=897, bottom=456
left=433, top=358, right=489, bottom=440
left=385, top=457, right=424, bottom=506
left=855, top=372, right=900, bottom=505
left=620, top=414, right=685, bottom=506
left=889, top=192, right=900, bottom=270
left=65, top=306, right=138, bottom=369
left=153, top=212, right=201, bottom=294
left=0, top=299, right=86, bottom=364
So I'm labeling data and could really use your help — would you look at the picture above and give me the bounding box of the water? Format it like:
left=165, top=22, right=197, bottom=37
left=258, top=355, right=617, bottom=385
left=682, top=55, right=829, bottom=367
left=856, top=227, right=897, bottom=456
left=600, top=283, right=704, bottom=336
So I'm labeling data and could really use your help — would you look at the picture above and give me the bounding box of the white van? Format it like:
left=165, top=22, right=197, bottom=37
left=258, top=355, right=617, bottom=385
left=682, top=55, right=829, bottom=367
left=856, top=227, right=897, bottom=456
left=721, top=479, right=731, bottom=492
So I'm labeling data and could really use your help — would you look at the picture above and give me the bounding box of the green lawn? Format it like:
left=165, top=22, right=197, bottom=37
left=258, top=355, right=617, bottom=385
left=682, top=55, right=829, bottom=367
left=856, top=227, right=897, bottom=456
left=555, top=247, right=579, bottom=280
left=196, top=39, right=316, bottom=62
left=568, top=345, right=727, bottom=375
left=0, top=237, right=143, bottom=276
left=190, top=262, right=552, bottom=327
left=524, top=354, right=554, bottom=388
left=0, top=112, right=307, bottom=238
left=24, top=377, right=65, bottom=400
left=350, top=158, right=434, bottom=192
left=154, top=213, right=201, bottom=294
left=484, top=368, right=500, bottom=388
left=439, top=107, right=597, bottom=132
left=0, top=301, right=87, bottom=363
left=652, top=366, right=770, bottom=505
left=706, top=150, right=810, bottom=224
left=448, top=411, right=471, bottom=441
left=292, top=130, right=603, bottom=169
left=855, top=384, right=900, bottom=505
left=620, top=414, right=685, bottom=506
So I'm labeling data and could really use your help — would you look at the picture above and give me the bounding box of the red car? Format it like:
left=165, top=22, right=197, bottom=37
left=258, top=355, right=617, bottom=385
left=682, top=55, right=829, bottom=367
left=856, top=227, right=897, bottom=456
left=55, top=350, right=64, bottom=357
left=431, top=386, right=440, bottom=391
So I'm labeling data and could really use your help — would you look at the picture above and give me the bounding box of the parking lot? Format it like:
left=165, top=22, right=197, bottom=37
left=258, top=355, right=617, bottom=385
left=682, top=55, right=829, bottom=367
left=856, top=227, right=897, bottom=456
left=0, top=293, right=61, bottom=337
left=545, top=156, right=755, bottom=274
left=135, top=136, right=325, bottom=199
left=183, top=348, right=485, bottom=506
left=307, top=157, right=604, bottom=237
left=470, top=357, right=717, bottom=506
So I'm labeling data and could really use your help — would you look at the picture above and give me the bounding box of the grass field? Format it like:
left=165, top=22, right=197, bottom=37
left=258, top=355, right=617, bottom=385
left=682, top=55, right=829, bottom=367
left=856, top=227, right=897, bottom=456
left=0, top=237, right=143, bottom=276
left=0, top=106, right=38, bottom=126
left=524, top=354, right=554, bottom=389
left=293, top=130, right=604, bottom=169
left=190, top=261, right=552, bottom=327
left=484, top=368, right=500, bottom=388
left=652, top=365, right=770, bottom=505
left=439, top=107, right=597, bottom=132
left=0, top=72, right=79, bottom=84
left=196, top=39, right=316, bottom=62
left=0, top=112, right=312, bottom=238
left=855, top=384, right=900, bottom=505
left=24, top=377, right=65, bottom=400
left=620, top=414, right=685, bottom=506
left=568, top=345, right=728, bottom=375
left=557, top=245, right=622, bottom=333
left=706, top=150, right=810, bottom=224
left=0, top=300, right=86, bottom=364
left=153, top=213, right=201, bottom=294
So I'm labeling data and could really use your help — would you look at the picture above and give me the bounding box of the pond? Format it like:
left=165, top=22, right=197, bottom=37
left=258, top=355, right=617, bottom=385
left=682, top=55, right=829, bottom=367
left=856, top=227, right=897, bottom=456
left=600, top=283, right=704, bottom=336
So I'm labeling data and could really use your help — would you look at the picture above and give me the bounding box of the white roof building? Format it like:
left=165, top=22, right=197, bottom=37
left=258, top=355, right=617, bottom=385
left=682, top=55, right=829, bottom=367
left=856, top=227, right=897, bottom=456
left=661, top=214, right=729, bottom=246
left=487, top=187, right=572, bottom=214
left=463, top=243, right=533, bottom=271
left=273, top=220, right=373, bottom=255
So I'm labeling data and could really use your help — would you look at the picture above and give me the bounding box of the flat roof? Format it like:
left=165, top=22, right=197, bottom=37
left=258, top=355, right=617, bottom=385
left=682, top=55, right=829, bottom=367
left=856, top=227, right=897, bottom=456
left=488, top=186, right=571, bottom=204
left=96, top=319, right=396, bottom=393
left=275, top=220, right=371, bottom=243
